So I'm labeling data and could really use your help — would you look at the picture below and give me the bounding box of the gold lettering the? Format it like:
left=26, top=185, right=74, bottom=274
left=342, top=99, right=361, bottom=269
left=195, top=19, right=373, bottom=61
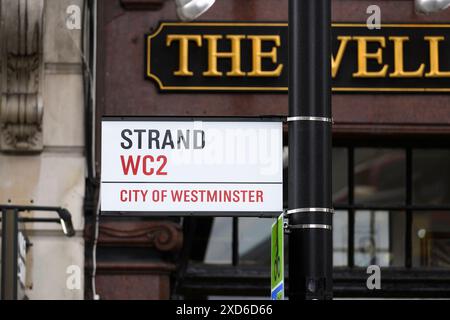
left=203, top=35, right=245, bottom=77
left=247, top=35, right=284, bottom=77
left=166, top=35, right=202, bottom=76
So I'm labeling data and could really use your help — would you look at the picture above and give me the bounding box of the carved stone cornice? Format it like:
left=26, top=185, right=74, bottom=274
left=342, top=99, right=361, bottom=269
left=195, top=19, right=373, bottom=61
left=85, top=220, right=183, bottom=253
left=0, top=0, right=44, bottom=152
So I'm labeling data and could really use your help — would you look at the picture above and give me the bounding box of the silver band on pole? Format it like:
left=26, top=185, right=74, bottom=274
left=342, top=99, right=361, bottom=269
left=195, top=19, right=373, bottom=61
left=289, top=224, right=332, bottom=230
left=287, top=116, right=333, bottom=123
left=285, top=208, right=334, bottom=215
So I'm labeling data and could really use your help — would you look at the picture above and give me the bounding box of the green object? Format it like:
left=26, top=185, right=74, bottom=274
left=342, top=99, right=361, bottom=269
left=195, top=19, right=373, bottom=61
left=271, top=214, right=284, bottom=300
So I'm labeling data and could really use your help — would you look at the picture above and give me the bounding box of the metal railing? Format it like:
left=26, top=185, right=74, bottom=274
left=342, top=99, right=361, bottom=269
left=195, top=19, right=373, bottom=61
left=0, top=205, right=75, bottom=300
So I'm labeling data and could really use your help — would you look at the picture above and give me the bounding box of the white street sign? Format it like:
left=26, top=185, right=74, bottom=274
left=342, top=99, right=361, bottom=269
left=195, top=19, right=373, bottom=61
left=101, top=118, right=283, bottom=216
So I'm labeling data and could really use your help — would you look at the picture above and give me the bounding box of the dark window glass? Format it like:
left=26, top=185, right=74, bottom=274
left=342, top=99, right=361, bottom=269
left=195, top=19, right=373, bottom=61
left=413, top=150, right=450, bottom=205
left=204, top=218, right=232, bottom=264
left=333, top=148, right=348, bottom=204
left=412, top=212, right=450, bottom=269
left=354, top=210, right=405, bottom=267
left=354, top=149, right=406, bottom=205
left=333, top=210, right=348, bottom=266
left=238, top=218, right=272, bottom=266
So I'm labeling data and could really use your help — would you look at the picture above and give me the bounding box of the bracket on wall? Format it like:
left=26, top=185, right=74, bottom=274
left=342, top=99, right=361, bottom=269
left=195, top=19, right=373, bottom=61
left=0, top=0, right=45, bottom=153
left=120, top=0, right=166, bottom=10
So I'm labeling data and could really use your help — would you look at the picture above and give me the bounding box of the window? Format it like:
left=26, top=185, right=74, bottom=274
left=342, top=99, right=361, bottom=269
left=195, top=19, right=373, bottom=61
left=178, top=146, right=450, bottom=298
left=335, top=147, right=450, bottom=269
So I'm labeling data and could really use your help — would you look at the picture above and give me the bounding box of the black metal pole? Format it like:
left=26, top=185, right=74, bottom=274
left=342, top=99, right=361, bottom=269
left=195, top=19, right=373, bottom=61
left=288, top=0, right=333, bottom=300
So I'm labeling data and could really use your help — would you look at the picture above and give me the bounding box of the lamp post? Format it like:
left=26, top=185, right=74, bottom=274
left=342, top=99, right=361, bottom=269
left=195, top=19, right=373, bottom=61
left=171, top=0, right=334, bottom=300
left=288, top=0, right=333, bottom=300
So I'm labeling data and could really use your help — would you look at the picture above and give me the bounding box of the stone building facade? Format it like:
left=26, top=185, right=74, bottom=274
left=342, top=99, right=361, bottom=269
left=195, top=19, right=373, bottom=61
left=0, top=0, right=85, bottom=299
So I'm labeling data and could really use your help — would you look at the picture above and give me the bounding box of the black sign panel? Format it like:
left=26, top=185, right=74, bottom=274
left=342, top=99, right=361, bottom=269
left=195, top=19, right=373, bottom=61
left=146, top=22, right=450, bottom=93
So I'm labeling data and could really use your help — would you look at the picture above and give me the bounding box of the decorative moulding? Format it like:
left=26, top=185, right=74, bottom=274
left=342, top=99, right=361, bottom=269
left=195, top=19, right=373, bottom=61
left=0, top=0, right=45, bottom=153
left=85, top=220, right=183, bottom=253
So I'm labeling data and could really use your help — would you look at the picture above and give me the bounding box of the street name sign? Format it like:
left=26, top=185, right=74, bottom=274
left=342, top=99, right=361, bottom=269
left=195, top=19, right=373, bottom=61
left=101, top=117, right=283, bottom=216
